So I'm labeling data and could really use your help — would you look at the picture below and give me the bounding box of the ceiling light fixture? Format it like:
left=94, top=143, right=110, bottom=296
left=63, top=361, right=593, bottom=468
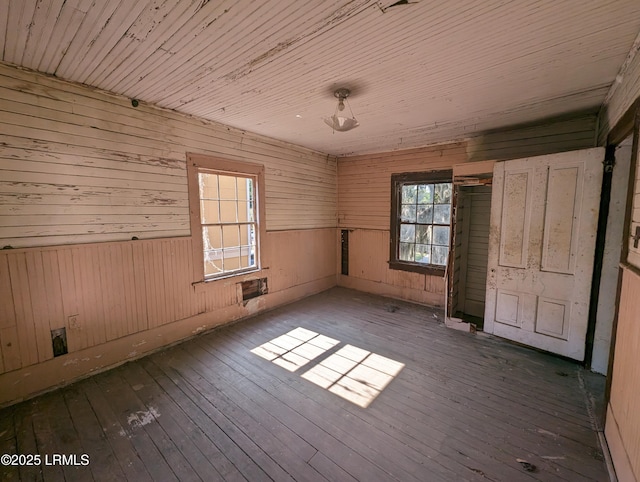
left=324, top=88, right=359, bottom=132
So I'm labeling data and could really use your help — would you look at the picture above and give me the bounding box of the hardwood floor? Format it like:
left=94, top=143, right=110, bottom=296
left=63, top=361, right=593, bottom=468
left=0, top=288, right=609, bottom=481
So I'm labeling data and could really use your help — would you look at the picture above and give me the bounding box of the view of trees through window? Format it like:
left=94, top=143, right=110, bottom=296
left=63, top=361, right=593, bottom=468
left=399, top=181, right=452, bottom=266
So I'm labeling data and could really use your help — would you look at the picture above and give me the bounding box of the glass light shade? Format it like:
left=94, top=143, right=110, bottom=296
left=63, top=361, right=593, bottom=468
left=324, top=115, right=360, bottom=132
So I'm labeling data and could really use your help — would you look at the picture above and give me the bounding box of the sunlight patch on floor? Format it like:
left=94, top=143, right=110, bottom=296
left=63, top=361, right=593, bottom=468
left=252, top=328, right=405, bottom=408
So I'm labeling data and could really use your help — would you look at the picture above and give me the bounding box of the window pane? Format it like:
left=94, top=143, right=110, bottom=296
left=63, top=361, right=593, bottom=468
left=240, top=224, right=249, bottom=245
left=401, top=205, right=416, bottom=222
left=415, top=225, right=432, bottom=244
left=237, top=201, right=252, bottom=222
left=433, top=204, right=451, bottom=224
left=432, top=246, right=449, bottom=266
left=417, top=205, right=433, bottom=224
left=200, top=199, right=220, bottom=224
left=393, top=177, right=451, bottom=270
left=241, top=246, right=256, bottom=268
left=402, top=185, right=417, bottom=204
left=199, top=172, right=219, bottom=199
left=399, top=243, right=414, bottom=261
left=400, top=224, right=415, bottom=242
left=222, top=224, right=240, bottom=246
left=223, top=248, right=241, bottom=270
left=415, top=245, right=430, bottom=264
left=220, top=200, right=238, bottom=223
left=417, top=184, right=433, bottom=204
left=202, top=226, right=222, bottom=250
left=204, top=248, right=223, bottom=276
left=218, top=175, right=237, bottom=200
left=237, top=178, right=251, bottom=201
left=433, top=226, right=450, bottom=245
left=434, top=183, right=452, bottom=204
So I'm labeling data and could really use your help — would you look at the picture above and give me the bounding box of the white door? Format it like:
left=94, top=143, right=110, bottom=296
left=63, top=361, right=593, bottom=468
left=484, top=147, right=604, bottom=360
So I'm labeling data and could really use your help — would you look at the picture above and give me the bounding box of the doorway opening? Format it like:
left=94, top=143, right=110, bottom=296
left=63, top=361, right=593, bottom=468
left=451, top=184, right=492, bottom=330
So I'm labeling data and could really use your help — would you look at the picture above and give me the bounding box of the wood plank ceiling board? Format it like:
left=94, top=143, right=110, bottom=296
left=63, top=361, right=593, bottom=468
left=2, top=0, right=640, bottom=156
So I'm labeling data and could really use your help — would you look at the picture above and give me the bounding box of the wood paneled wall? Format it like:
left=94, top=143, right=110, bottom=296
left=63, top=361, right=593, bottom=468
left=338, top=143, right=467, bottom=231
left=339, top=229, right=445, bottom=306
left=337, top=143, right=466, bottom=305
left=600, top=35, right=640, bottom=482
left=0, top=62, right=339, bottom=405
left=0, top=228, right=336, bottom=405
left=467, top=114, right=597, bottom=162
left=0, top=63, right=337, bottom=248
left=336, top=118, right=596, bottom=307
left=629, top=147, right=640, bottom=268
left=598, top=35, right=640, bottom=144
left=607, top=266, right=640, bottom=482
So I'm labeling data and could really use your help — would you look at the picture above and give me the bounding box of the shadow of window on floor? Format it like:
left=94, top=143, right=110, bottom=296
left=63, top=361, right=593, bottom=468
left=251, top=328, right=405, bottom=408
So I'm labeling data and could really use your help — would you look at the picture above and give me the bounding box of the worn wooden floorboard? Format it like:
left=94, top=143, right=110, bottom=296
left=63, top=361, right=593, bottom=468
left=214, top=314, right=592, bottom=482
left=0, top=287, right=609, bottom=481
left=186, top=335, right=460, bottom=482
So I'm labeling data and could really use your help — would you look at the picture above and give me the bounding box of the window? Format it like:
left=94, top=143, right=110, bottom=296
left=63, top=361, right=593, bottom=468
left=390, top=170, right=453, bottom=274
left=187, top=154, right=265, bottom=281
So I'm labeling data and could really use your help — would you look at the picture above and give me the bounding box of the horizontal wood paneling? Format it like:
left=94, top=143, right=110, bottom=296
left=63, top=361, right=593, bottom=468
left=0, top=228, right=337, bottom=404
left=2, top=1, right=638, bottom=156
left=336, top=120, right=596, bottom=307
left=336, top=144, right=462, bottom=305
left=608, top=266, right=640, bottom=481
left=599, top=31, right=640, bottom=144
left=0, top=63, right=337, bottom=248
left=338, top=143, right=467, bottom=231
left=467, top=114, right=597, bottom=162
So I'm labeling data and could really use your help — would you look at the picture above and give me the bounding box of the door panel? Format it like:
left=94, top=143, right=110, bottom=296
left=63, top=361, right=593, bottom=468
left=484, top=148, right=604, bottom=360
left=499, top=169, right=533, bottom=268
left=541, top=164, right=583, bottom=274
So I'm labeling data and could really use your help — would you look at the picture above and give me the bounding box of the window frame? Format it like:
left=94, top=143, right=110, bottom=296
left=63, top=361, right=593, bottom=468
left=389, top=170, right=453, bottom=275
left=186, top=153, right=266, bottom=283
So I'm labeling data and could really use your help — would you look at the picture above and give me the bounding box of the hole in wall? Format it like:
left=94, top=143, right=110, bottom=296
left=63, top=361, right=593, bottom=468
left=51, top=328, right=68, bottom=357
left=241, top=278, right=268, bottom=301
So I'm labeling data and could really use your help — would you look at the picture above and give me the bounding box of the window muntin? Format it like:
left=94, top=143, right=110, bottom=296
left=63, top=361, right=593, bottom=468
left=198, top=171, right=258, bottom=278
left=390, top=171, right=452, bottom=273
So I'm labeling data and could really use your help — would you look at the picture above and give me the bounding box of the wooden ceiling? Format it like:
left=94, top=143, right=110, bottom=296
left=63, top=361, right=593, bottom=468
left=2, top=0, right=640, bottom=156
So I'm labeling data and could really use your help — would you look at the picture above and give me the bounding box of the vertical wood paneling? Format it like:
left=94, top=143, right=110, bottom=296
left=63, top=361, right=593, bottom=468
left=131, top=242, right=149, bottom=333
left=24, top=251, right=53, bottom=362
left=628, top=146, right=640, bottom=268
left=0, top=228, right=337, bottom=384
left=0, top=254, right=16, bottom=328
left=344, top=229, right=444, bottom=306
left=56, top=249, right=81, bottom=351
left=609, top=267, right=640, bottom=479
left=0, top=254, right=17, bottom=372
left=0, top=230, right=336, bottom=384
left=7, top=253, right=39, bottom=367
left=264, top=229, right=336, bottom=294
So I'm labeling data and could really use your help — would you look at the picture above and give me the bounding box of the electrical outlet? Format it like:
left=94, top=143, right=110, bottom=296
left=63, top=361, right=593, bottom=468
left=68, top=314, right=80, bottom=329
